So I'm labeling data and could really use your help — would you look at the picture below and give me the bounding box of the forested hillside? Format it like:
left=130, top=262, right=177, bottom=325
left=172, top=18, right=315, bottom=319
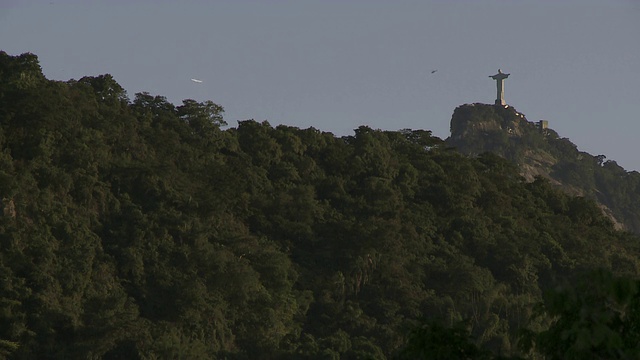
left=2, top=52, right=640, bottom=359
left=446, top=103, right=640, bottom=234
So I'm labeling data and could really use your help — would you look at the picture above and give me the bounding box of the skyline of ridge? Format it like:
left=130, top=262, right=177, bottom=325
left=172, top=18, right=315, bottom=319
left=1, top=0, right=639, bottom=170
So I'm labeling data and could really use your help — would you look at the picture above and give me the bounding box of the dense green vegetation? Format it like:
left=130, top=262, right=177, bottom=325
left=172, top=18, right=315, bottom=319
left=447, top=103, right=640, bottom=234
left=1, top=51, right=640, bottom=359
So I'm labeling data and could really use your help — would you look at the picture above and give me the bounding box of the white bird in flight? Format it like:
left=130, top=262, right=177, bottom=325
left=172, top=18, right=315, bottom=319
left=191, top=78, right=203, bottom=83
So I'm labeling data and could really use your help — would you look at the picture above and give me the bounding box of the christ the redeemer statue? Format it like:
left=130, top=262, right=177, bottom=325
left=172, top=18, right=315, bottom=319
left=489, top=69, right=510, bottom=106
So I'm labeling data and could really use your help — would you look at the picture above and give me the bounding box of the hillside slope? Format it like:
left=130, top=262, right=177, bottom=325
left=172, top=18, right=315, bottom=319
left=446, top=103, right=640, bottom=233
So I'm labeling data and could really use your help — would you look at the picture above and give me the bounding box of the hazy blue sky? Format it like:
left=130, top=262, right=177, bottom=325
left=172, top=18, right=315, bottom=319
left=2, top=0, right=640, bottom=170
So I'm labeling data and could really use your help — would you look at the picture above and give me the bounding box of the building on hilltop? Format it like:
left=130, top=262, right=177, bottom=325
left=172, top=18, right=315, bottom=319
left=536, top=120, right=548, bottom=130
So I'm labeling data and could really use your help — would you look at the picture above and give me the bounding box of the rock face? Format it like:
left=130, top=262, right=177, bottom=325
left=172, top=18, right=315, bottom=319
left=448, top=103, right=549, bottom=160
left=447, top=103, right=561, bottom=183
left=450, top=103, right=527, bottom=141
left=445, top=103, right=635, bottom=232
